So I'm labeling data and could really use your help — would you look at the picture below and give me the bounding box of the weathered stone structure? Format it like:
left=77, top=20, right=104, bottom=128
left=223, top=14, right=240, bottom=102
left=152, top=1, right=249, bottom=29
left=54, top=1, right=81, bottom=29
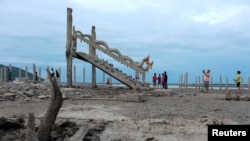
left=66, top=8, right=153, bottom=89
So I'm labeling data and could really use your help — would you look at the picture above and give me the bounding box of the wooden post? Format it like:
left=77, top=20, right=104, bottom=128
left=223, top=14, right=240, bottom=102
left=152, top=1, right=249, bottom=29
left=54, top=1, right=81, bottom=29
left=248, top=77, right=250, bottom=91
left=142, top=72, right=145, bottom=84
left=219, top=75, right=222, bottom=91
left=19, top=69, right=21, bottom=78
left=241, top=77, right=244, bottom=90
left=135, top=70, right=139, bottom=87
left=185, top=72, right=188, bottom=91
left=66, top=8, right=73, bottom=87
left=210, top=77, right=213, bottom=90
left=226, top=77, right=228, bottom=90
left=178, top=75, right=181, bottom=89
left=4, top=66, right=6, bottom=82
left=198, top=76, right=200, bottom=89
left=74, top=65, right=76, bottom=84
left=90, top=26, right=97, bottom=88
left=110, top=75, right=112, bottom=86
left=47, top=66, right=50, bottom=78
left=179, top=75, right=181, bottom=89
left=39, top=68, right=41, bottom=81
left=58, top=68, right=61, bottom=83
left=83, top=67, right=85, bottom=87
left=195, top=77, right=197, bottom=89
left=33, top=64, right=36, bottom=81
left=182, top=75, right=184, bottom=89
left=25, top=66, right=28, bottom=79
left=9, top=64, right=12, bottom=81
left=103, top=72, right=105, bottom=87
left=0, top=68, right=2, bottom=82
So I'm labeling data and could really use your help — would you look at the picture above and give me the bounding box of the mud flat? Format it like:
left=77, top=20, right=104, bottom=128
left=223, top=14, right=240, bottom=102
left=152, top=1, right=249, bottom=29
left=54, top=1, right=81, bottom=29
left=0, top=81, right=249, bottom=141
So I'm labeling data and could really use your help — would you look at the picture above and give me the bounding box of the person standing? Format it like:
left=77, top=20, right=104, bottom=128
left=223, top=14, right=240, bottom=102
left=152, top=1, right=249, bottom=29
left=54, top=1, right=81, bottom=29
left=50, top=68, right=55, bottom=78
left=55, top=70, right=60, bottom=82
left=234, top=71, right=241, bottom=94
left=164, top=71, right=168, bottom=89
left=152, top=73, right=157, bottom=88
left=203, top=69, right=210, bottom=93
left=7, top=68, right=12, bottom=81
left=162, top=73, right=165, bottom=88
left=35, top=71, right=38, bottom=81
left=157, top=74, right=162, bottom=88
left=56, top=70, right=60, bottom=78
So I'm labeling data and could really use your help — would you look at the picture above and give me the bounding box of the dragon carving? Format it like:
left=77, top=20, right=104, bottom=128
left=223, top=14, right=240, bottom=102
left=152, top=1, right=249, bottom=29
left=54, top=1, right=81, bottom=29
left=73, top=30, right=153, bottom=72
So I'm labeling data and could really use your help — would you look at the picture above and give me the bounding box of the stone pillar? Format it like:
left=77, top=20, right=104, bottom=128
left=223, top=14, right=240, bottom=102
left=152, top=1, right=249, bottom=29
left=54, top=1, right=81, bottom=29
left=195, top=77, right=197, bottom=89
left=210, top=77, right=213, bottom=90
left=0, top=68, right=2, bottom=82
left=83, top=67, right=85, bottom=87
left=110, top=76, right=112, bottom=86
left=242, top=77, right=244, bottom=90
left=219, top=75, right=222, bottom=91
left=248, top=77, right=250, bottom=91
left=135, top=70, right=139, bottom=87
left=74, top=65, right=76, bottom=84
left=226, top=77, right=228, bottom=90
left=103, top=72, right=105, bottom=86
left=25, top=66, right=28, bottom=79
left=58, top=68, right=61, bottom=83
left=185, top=72, right=188, bottom=90
left=33, top=63, right=36, bottom=81
left=142, top=71, right=145, bottom=83
left=4, top=66, right=6, bottom=82
left=9, top=64, right=12, bottom=81
left=19, top=69, right=21, bottom=77
left=66, top=7, right=73, bottom=87
left=39, top=68, right=41, bottom=81
left=47, top=66, right=50, bottom=78
left=89, top=26, right=97, bottom=87
left=198, top=76, right=201, bottom=89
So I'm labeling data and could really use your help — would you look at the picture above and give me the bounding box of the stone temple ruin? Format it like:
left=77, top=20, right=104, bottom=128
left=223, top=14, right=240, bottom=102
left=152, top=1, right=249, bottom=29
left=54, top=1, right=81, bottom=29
left=65, top=8, right=153, bottom=89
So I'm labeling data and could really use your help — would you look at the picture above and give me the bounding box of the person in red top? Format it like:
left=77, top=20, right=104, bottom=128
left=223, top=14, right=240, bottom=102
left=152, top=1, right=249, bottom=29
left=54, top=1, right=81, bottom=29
left=152, top=73, right=157, bottom=88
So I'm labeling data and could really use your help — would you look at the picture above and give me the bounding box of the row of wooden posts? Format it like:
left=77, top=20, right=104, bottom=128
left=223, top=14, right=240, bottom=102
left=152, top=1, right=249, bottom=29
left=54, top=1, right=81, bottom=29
left=0, top=64, right=113, bottom=86
left=0, top=64, right=61, bottom=82
left=179, top=72, right=250, bottom=91
left=1, top=64, right=250, bottom=90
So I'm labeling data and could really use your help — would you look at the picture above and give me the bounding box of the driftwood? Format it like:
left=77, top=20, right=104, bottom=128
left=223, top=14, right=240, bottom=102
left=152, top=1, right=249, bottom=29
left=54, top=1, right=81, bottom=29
left=69, top=125, right=90, bottom=141
left=26, top=68, right=63, bottom=141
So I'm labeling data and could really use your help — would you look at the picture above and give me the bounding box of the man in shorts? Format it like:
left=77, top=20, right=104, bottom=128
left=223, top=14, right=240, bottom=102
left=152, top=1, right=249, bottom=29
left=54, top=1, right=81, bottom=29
left=203, top=69, right=210, bottom=93
left=234, top=71, right=241, bottom=94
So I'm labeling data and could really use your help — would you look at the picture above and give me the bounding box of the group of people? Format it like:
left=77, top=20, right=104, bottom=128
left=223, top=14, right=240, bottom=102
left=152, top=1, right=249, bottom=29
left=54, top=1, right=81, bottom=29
left=152, top=71, right=168, bottom=89
left=202, top=69, right=241, bottom=94
left=50, top=68, right=60, bottom=79
left=152, top=69, right=242, bottom=94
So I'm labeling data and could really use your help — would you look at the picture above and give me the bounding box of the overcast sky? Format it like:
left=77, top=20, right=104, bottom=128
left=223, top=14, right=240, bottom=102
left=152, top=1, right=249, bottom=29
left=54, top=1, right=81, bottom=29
left=0, top=0, right=250, bottom=84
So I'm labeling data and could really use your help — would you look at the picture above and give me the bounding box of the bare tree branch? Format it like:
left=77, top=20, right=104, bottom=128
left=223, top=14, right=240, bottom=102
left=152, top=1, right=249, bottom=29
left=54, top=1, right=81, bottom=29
left=37, top=68, right=63, bottom=141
